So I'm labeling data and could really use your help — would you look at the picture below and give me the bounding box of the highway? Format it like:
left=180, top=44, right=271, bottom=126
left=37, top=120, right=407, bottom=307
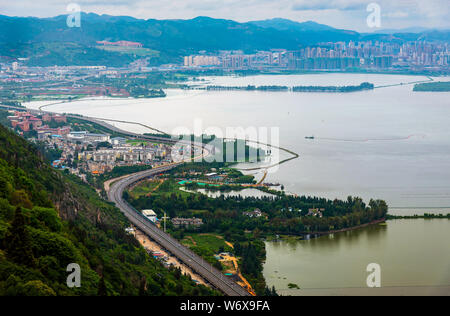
left=0, top=104, right=248, bottom=296
left=107, top=165, right=250, bottom=296
left=0, top=104, right=177, bottom=145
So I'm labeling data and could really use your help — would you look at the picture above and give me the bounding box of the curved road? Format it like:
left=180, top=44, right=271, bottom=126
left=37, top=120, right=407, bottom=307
left=107, top=165, right=250, bottom=296
left=0, top=104, right=248, bottom=296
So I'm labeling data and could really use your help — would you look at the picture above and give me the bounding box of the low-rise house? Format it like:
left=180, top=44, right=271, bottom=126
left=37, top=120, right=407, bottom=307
left=142, top=209, right=158, bottom=222
left=308, top=208, right=325, bottom=218
left=42, top=113, right=67, bottom=123
left=37, top=130, right=51, bottom=140
left=85, top=133, right=110, bottom=143
left=52, top=114, right=67, bottom=123
left=111, top=137, right=127, bottom=145
left=67, top=131, right=110, bottom=143
left=87, top=161, right=111, bottom=174
left=171, top=217, right=203, bottom=228
left=36, top=125, right=70, bottom=136
left=243, top=208, right=263, bottom=218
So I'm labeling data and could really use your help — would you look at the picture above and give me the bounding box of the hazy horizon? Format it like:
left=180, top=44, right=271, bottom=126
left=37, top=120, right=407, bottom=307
left=1, top=0, right=449, bottom=32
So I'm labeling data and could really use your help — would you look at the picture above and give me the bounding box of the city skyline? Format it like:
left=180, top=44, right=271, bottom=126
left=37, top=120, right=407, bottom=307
left=182, top=41, right=449, bottom=71
left=1, top=0, right=450, bottom=32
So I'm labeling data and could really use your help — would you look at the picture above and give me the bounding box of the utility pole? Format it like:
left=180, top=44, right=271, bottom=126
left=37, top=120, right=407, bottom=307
left=161, top=212, right=169, bottom=232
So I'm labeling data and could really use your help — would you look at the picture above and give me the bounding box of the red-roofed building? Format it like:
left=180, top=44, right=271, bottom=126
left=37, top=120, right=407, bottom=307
left=42, top=113, right=52, bottom=122
left=53, top=115, right=67, bottom=123
left=28, top=117, right=43, bottom=129
left=35, top=125, right=71, bottom=136
left=8, top=111, right=42, bottom=131
left=16, top=121, right=30, bottom=132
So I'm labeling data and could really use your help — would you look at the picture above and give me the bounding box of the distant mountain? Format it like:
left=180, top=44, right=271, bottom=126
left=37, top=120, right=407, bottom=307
left=248, top=18, right=339, bottom=32
left=374, top=27, right=449, bottom=34
left=0, top=13, right=448, bottom=67
left=0, top=14, right=360, bottom=49
left=0, top=13, right=362, bottom=66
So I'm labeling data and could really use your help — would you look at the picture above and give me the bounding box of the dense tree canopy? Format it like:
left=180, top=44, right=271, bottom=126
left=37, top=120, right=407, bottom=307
left=0, top=122, right=215, bottom=296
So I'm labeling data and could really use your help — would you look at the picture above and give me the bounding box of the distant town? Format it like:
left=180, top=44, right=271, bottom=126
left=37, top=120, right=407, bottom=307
left=2, top=40, right=450, bottom=77
left=0, top=38, right=448, bottom=104
left=184, top=40, right=450, bottom=71
left=3, top=109, right=174, bottom=181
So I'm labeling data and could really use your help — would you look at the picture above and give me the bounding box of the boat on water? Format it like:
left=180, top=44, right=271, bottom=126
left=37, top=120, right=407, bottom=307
left=305, top=136, right=315, bottom=140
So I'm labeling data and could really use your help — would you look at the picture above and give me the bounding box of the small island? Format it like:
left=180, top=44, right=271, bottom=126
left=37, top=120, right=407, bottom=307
left=292, top=82, right=374, bottom=92
left=413, top=81, right=450, bottom=92
left=202, top=82, right=375, bottom=93
left=206, top=85, right=289, bottom=91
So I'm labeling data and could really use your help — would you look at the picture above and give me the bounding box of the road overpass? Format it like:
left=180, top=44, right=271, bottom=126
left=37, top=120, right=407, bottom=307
left=0, top=104, right=177, bottom=144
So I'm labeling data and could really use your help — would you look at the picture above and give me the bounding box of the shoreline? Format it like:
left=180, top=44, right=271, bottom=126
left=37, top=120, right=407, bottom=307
left=268, top=215, right=450, bottom=240
left=268, top=218, right=387, bottom=239
left=277, top=285, right=450, bottom=296
left=307, top=218, right=387, bottom=235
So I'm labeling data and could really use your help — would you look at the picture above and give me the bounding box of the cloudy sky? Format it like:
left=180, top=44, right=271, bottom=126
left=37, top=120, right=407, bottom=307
left=1, top=0, right=449, bottom=31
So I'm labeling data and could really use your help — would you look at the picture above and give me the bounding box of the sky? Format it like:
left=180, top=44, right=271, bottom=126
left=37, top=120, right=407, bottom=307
left=1, top=0, right=449, bottom=32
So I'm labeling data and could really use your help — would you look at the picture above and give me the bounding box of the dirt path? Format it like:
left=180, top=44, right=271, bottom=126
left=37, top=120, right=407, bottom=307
left=133, top=227, right=208, bottom=287
left=220, top=253, right=256, bottom=296
left=257, top=169, right=268, bottom=185
left=146, top=179, right=164, bottom=197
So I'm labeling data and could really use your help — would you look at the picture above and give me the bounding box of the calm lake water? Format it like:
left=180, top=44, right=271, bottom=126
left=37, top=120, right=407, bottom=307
left=182, top=187, right=276, bottom=199
left=27, top=73, right=450, bottom=210
left=264, top=219, right=450, bottom=294
left=25, top=73, right=450, bottom=291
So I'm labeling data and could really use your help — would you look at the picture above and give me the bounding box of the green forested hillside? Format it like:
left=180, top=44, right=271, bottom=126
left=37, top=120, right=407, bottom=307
left=2, top=14, right=447, bottom=67
left=0, top=123, right=215, bottom=296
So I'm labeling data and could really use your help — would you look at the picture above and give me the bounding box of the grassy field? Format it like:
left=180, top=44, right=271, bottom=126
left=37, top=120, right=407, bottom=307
left=183, top=233, right=232, bottom=252
left=129, top=180, right=162, bottom=199
left=133, top=179, right=194, bottom=199
left=181, top=233, right=234, bottom=269
left=126, top=139, right=149, bottom=146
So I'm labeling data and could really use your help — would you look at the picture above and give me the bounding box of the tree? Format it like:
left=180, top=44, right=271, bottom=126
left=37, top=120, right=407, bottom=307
left=241, top=244, right=259, bottom=277
left=22, top=280, right=56, bottom=296
left=10, top=190, right=33, bottom=209
left=175, top=283, right=183, bottom=295
left=264, top=285, right=279, bottom=296
left=213, top=260, right=223, bottom=271
left=139, top=277, right=147, bottom=296
left=0, top=175, right=13, bottom=199
left=97, top=275, right=107, bottom=296
left=4, top=207, right=36, bottom=267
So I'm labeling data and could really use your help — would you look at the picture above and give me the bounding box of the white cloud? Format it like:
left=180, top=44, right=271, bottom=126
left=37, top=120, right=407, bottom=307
left=383, top=11, right=409, bottom=18
left=292, top=0, right=365, bottom=11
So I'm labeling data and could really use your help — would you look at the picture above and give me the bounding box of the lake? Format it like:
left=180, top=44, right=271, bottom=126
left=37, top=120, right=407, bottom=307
left=264, top=219, right=450, bottom=295
left=181, top=187, right=277, bottom=199
left=26, top=73, right=450, bottom=210
left=25, top=73, right=450, bottom=292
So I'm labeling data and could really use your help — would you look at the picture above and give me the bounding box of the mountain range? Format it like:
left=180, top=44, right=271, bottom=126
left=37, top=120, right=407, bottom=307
left=0, top=14, right=449, bottom=66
